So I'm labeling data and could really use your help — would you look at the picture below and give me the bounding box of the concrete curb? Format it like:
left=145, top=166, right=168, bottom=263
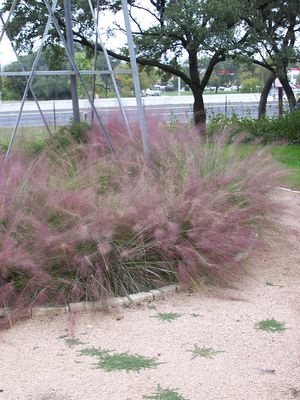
left=0, top=285, right=179, bottom=319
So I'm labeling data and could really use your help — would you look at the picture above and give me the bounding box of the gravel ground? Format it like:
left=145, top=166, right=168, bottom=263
left=0, top=190, right=300, bottom=400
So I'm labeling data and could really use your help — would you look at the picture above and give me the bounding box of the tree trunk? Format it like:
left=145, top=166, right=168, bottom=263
left=187, top=49, right=206, bottom=129
left=258, top=74, right=275, bottom=118
left=191, top=86, right=206, bottom=129
left=279, top=75, right=296, bottom=111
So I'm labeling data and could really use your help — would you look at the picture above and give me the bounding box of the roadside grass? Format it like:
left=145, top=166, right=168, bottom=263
left=78, top=347, right=161, bottom=372
left=255, top=318, right=286, bottom=333
left=0, top=126, right=51, bottom=153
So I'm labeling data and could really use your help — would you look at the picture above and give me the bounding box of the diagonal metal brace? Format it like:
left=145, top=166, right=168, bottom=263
left=5, top=0, right=59, bottom=160
left=43, top=0, right=115, bottom=155
left=0, top=13, right=52, bottom=137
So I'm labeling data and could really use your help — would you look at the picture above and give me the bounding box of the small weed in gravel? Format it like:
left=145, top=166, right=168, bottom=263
left=188, top=345, right=224, bottom=359
left=255, top=318, right=286, bottom=333
left=190, top=313, right=203, bottom=318
left=143, top=384, right=187, bottom=399
left=265, top=281, right=284, bottom=288
left=147, top=304, right=157, bottom=310
left=57, top=335, right=85, bottom=346
left=265, top=281, right=275, bottom=286
left=65, top=338, right=85, bottom=346
left=153, top=312, right=182, bottom=322
left=79, top=347, right=160, bottom=372
left=79, top=347, right=110, bottom=357
left=57, top=334, right=68, bottom=340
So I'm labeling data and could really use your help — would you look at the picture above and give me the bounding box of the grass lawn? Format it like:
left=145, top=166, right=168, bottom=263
left=0, top=126, right=52, bottom=152
left=270, top=145, right=300, bottom=189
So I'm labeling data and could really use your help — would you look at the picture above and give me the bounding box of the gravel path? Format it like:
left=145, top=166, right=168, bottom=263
left=0, top=191, right=300, bottom=400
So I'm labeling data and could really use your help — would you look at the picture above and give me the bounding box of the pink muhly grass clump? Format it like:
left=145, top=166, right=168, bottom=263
left=0, top=119, right=283, bottom=323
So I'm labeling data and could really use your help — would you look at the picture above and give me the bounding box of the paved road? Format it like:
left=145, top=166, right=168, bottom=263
left=0, top=94, right=287, bottom=128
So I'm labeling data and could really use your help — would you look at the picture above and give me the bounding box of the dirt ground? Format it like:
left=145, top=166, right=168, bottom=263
left=0, top=190, right=300, bottom=400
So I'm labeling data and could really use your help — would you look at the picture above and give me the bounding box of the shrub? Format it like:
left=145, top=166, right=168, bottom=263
left=0, top=120, right=283, bottom=321
left=47, top=121, right=90, bottom=150
left=208, top=111, right=300, bottom=144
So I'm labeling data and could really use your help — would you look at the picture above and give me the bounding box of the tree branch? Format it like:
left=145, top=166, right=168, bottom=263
left=74, top=32, right=191, bottom=85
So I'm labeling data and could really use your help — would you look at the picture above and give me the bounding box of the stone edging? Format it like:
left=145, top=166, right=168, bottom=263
left=0, top=285, right=179, bottom=319
left=276, top=187, right=300, bottom=194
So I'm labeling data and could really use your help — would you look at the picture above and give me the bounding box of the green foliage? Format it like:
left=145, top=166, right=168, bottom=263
left=79, top=347, right=110, bottom=358
left=47, top=121, right=90, bottom=150
left=0, top=129, right=49, bottom=157
left=143, top=384, right=187, bottom=400
left=9, top=268, right=31, bottom=292
left=74, top=51, right=114, bottom=98
left=188, top=345, right=224, bottom=359
left=153, top=312, right=182, bottom=322
left=19, top=137, right=47, bottom=156
left=255, top=318, right=286, bottom=333
left=2, top=48, right=71, bottom=101
left=208, top=112, right=300, bottom=144
left=59, top=121, right=90, bottom=144
left=271, top=145, right=300, bottom=168
left=79, top=347, right=160, bottom=372
left=115, top=63, right=159, bottom=96
left=240, top=77, right=261, bottom=93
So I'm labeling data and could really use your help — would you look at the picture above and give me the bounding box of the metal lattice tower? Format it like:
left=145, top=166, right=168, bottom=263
left=0, top=0, right=149, bottom=158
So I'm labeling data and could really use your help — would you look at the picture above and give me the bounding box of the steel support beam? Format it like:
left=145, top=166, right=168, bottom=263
left=88, top=0, right=132, bottom=139
left=64, top=0, right=80, bottom=123
left=121, top=0, right=149, bottom=157
left=0, top=70, right=132, bottom=77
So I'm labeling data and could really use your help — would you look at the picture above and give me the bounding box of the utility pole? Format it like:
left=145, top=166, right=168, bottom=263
left=64, top=0, right=80, bottom=122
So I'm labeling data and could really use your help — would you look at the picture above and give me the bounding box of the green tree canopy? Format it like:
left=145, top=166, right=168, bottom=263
left=236, top=0, right=300, bottom=110
left=2, top=46, right=71, bottom=100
